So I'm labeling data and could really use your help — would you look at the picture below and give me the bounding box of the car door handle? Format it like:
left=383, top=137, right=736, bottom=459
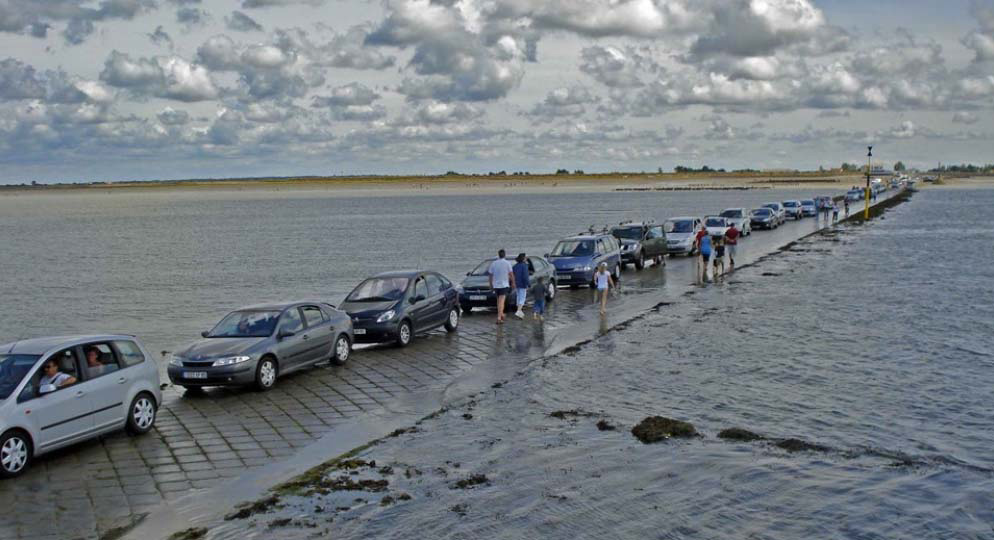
left=302, top=334, right=309, bottom=341
left=117, top=377, right=127, bottom=384
left=75, top=390, right=86, bottom=398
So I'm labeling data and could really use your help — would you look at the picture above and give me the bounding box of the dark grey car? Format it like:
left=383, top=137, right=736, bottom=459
left=167, top=301, right=353, bottom=392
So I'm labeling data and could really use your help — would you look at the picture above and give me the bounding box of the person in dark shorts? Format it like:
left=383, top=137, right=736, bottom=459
left=488, top=249, right=515, bottom=324
left=530, top=275, right=547, bottom=321
left=698, top=233, right=712, bottom=281
left=712, top=234, right=725, bottom=279
left=724, top=223, right=740, bottom=270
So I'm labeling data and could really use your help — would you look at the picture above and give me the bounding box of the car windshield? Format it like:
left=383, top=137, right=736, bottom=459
left=209, top=311, right=281, bottom=338
left=752, top=209, right=772, bottom=216
left=801, top=200, right=814, bottom=205
left=783, top=201, right=799, bottom=207
left=0, top=354, right=40, bottom=400
left=469, top=259, right=506, bottom=276
left=720, top=210, right=742, bottom=218
left=763, top=203, right=779, bottom=210
left=347, top=277, right=410, bottom=302
left=551, top=240, right=594, bottom=257
left=611, top=227, right=643, bottom=241
left=705, top=218, right=726, bottom=227
left=665, top=220, right=694, bottom=233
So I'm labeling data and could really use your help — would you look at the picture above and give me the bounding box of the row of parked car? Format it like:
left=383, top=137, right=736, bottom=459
left=0, top=198, right=828, bottom=478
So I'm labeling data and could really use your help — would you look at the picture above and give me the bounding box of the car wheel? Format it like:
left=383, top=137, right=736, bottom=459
left=635, top=251, right=645, bottom=270
left=613, top=264, right=621, bottom=281
left=444, top=308, right=459, bottom=332
left=126, top=392, right=157, bottom=435
left=0, top=430, right=31, bottom=478
left=255, top=357, right=278, bottom=391
left=396, top=320, right=413, bottom=347
left=546, top=281, right=557, bottom=301
left=331, top=334, right=351, bottom=366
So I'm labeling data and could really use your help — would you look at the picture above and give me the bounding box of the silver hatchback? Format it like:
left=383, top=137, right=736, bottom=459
left=0, top=335, right=162, bottom=478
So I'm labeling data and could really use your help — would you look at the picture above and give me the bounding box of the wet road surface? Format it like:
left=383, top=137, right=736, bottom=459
left=0, top=195, right=900, bottom=540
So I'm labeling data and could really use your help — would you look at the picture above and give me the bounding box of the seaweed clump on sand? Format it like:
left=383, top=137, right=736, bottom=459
left=550, top=410, right=595, bottom=420
left=596, top=420, right=617, bottom=431
left=631, top=416, right=697, bottom=443
left=717, top=428, right=765, bottom=442
left=224, top=495, right=281, bottom=520
left=169, top=528, right=207, bottom=540
left=451, top=474, right=490, bottom=489
left=775, top=438, right=831, bottom=453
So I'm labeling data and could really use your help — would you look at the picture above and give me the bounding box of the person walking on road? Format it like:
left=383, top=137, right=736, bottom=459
left=712, top=234, right=726, bottom=280
left=844, top=198, right=850, bottom=217
left=832, top=201, right=839, bottom=223
left=530, top=275, right=547, bottom=321
left=724, top=222, right=740, bottom=271
left=512, top=253, right=530, bottom=319
left=698, top=233, right=712, bottom=282
left=488, top=249, right=515, bottom=324
left=594, top=262, right=614, bottom=315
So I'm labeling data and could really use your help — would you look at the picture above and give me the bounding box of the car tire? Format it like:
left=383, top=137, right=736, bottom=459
left=444, top=308, right=459, bottom=332
left=125, top=392, right=157, bottom=435
left=546, top=281, right=557, bottom=301
left=613, top=264, right=621, bottom=281
left=635, top=251, right=645, bottom=270
left=255, top=356, right=278, bottom=391
left=331, top=334, right=351, bottom=366
left=396, top=320, right=413, bottom=347
left=0, top=430, right=32, bottom=478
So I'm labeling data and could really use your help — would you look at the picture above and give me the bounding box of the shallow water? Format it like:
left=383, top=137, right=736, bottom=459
left=204, top=188, right=994, bottom=539
left=0, top=187, right=827, bottom=356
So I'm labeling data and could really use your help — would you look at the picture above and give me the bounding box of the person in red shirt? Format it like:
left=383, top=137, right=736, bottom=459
left=694, top=226, right=709, bottom=277
left=724, top=223, right=740, bottom=270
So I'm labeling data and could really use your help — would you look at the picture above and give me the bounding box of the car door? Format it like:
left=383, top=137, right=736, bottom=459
left=407, top=276, right=433, bottom=331
left=300, top=305, right=333, bottom=364
left=424, top=274, right=449, bottom=326
left=275, top=307, right=310, bottom=369
left=80, top=342, right=130, bottom=432
left=19, top=349, right=97, bottom=452
left=645, top=226, right=663, bottom=257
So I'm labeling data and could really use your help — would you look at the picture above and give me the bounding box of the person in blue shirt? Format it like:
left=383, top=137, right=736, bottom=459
left=512, top=253, right=530, bottom=319
left=699, top=233, right=712, bottom=282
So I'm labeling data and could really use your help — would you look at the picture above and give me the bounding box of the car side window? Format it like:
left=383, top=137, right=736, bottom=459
left=413, top=278, right=428, bottom=300
left=301, top=306, right=325, bottom=328
left=425, top=274, right=443, bottom=296
left=30, top=349, right=80, bottom=397
left=280, top=308, right=304, bottom=334
left=438, top=275, right=452, bottom=291
left=82, top=343, right=121, bottom=380
left=648, top=226, right=663, bottom=239
left=114, top=341, right=146, bottom=367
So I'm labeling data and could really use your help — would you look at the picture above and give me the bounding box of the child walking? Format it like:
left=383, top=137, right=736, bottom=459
left=594, top=262, right=614, bottom=315
left=530, top=275, right=547, bottom=321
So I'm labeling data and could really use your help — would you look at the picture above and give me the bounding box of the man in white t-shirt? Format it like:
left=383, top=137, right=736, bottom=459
left=488, top=249, right=515, bottom=324
left=39, top=359, right=76, bottom=390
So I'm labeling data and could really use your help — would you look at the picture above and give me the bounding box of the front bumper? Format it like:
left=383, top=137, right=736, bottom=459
left=620, top=250, right=640, bottom=263
left=552, top=268, right=594, bottom=285
left=667, top=242, right=694, bottom=254
left=351, top=320, right=401, bottom=343
left=167, top=362, right=256, bottom=387
left=751, top=219, right=774, bottom=229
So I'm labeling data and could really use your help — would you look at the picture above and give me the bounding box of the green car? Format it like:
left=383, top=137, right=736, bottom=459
left=610, top=221, right=668, bottom=270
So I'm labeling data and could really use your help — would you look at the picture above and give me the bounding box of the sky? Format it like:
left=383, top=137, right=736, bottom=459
left=0, top=0, right=992, bottom=183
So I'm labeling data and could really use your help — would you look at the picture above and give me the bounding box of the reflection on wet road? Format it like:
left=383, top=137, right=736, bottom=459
left=0, top=191, right=897, bottom=540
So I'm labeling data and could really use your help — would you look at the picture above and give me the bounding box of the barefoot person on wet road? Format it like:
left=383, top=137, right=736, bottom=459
left=725, top=222, right=740, bottom=271
left=488, top=249, right=515, bottom=324
left=698, top=233, right=712, bottom=282
left=594, top=262, right=614, bottom=315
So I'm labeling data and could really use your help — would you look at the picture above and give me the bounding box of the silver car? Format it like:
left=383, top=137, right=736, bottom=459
left=0, top=335, right=162, bottom=478
left=664, top=216, right=704, bottom=255
left=168, top=301, right=353, bottom=392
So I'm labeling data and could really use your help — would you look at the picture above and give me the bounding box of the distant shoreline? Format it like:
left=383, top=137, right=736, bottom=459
left=2, top=172, right=990, bottom=196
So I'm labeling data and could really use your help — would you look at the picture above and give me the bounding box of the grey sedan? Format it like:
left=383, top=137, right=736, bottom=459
left=168, top=301, right=353, bottom=392
left=0, top=335, right=162, bottom=478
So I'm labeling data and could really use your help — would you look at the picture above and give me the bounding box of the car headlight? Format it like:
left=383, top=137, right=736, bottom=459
left=168, top=354, right=183, bottom=367
left=376, top=310, right=396, bottom=323
left=212, top=355, right=251, bottom=367
left=582, top=265, right=593, bottom=271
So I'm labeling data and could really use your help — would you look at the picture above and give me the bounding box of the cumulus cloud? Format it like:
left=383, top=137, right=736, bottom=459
left=0, top=0, right=154, bottom=44
left=580, top=45, right=659, bottom=88
left=0, top=58, right=95, bottom=103
left=953, top=111, right=980, bottom=124
left=176, top=6, right=209, bottom=26
left=148, top=25, right=173, bottom=48
left=226, top=10, right=263, bottom=32
left=311, top=82, right=386, bottom=120
left=529, top=85, right=599, bottom=119
left=157, top=106, right=189, bottom=125
left=100, top=51, right=219, bottom=102
left=196, top=33, right=327, bottom=100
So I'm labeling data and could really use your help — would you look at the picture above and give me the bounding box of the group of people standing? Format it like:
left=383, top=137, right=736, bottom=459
left=487, top=248, right=617, bottom=324
left=694, top=222, right=741, bottom=282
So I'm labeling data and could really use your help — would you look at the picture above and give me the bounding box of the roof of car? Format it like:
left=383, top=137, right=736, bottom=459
left=0, top=335, right=136, bottom=355
left=237, top=300, right=331, bottom=311
left=370, top=270, right=425, bottom=279
left=563, top=233, right=610, bottom=240
left=667, top=216, right=698, bottom=221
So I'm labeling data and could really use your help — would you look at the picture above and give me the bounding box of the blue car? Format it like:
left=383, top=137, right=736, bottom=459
left=546, top=232, right=622, bottom=288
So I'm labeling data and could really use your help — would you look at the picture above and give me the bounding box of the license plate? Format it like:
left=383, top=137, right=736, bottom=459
left=469, top=295, right=487, bottom=301
left=353, top=328, right=366, bottom=335
left=183, top=371, right=207, bottom=379
left=557, top=273, right=571, bottom=279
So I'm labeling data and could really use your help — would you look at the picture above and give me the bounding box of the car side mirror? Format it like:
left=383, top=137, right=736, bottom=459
left=201, top=330, right=210, bottom=338
left=466, top=271, right=472, bottom=276
left=39, top=384, right=56, bottom=395
left=277, top=329, right=296, bottom=340
left=544, top=253, right=550, bottom=258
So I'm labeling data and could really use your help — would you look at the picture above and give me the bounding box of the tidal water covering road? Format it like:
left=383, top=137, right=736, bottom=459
left=0, top=186, right=916, bottom=539
left=194, top=187, right=994, bottom=540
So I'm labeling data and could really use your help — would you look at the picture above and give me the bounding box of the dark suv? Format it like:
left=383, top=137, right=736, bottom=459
left=547, top=231, right=622, bottom=288
left=610, top=221, right=668, bottom=270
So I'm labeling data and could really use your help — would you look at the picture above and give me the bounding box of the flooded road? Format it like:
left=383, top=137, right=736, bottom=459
left=0, top=186, right=924, bottom=539
left=192, top=188, right=994, bottom=540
